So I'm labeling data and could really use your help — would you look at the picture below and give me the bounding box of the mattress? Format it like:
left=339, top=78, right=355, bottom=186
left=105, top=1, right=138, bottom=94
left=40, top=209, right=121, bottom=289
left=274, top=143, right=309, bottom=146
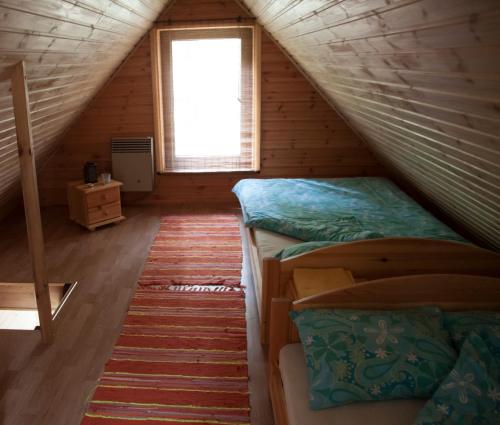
left=279, top=344, right=426, bottom=425
left=253, top=227, right=301, bottom=269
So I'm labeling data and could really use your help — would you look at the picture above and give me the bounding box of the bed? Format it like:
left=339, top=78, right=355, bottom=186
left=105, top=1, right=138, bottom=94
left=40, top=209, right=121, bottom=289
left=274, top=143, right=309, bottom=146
left=267, top=273, right=500, bottom=425
left=233, top=177, right=500, bottom=344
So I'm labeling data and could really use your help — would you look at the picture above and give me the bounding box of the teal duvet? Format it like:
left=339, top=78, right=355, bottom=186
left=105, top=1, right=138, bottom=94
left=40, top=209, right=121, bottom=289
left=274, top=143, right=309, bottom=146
left=232, top=178, right=465, bottom=257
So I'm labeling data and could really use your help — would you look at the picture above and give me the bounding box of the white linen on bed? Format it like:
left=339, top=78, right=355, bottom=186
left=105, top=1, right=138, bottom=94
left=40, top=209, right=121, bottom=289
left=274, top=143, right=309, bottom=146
left=253, top=228, right=301, bottom=267
left=279, top=344, right=426, bottom=425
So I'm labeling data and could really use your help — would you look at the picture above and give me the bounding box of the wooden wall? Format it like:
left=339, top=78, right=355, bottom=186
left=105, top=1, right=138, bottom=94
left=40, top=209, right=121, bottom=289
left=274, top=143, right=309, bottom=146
left=241, top=0, right=500, bottom=249
left=0, top=0, right=170, bottom=220
left=39, top=0, right=382, bottom=207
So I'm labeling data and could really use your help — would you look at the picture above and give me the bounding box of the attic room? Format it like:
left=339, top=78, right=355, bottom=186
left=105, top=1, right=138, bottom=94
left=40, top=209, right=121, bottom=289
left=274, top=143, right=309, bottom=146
left=0, top=0, right=499, bottom=424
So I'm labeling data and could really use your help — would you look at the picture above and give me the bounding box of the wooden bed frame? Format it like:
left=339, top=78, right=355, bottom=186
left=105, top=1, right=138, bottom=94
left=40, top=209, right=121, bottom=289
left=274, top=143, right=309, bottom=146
left=243, top=230, right=500, bottom=345
left=267, top=273, right=500, bottom=425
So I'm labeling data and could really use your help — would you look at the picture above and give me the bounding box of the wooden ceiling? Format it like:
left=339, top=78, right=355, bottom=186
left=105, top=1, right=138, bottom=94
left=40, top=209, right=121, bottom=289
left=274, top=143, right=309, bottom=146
left=0, top=0, right=170, bottom=219
left=240, top=0, right=500, bottom=249
left=0, top=0, right=499, bottom=249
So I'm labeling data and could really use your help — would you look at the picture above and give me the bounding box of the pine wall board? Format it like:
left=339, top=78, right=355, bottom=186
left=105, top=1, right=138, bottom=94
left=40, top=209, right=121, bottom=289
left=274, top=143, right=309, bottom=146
left=0, top=0, right=171, bottom=220
left=39, top=0, right=382, bottom=207
left=240, top=0, right=500, bottom=249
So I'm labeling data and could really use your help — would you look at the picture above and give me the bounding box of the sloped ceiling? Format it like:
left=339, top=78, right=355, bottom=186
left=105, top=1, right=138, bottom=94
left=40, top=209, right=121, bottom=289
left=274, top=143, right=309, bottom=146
left=0, top=0, right=171, bottom=219
left=240, top=0, right=500, bottom=249
left=1, top=0, right=499, bottom=250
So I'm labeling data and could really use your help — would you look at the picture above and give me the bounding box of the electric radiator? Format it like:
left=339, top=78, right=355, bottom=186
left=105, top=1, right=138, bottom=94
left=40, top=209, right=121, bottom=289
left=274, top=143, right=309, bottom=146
left=111, top=137, right=154, bottom=192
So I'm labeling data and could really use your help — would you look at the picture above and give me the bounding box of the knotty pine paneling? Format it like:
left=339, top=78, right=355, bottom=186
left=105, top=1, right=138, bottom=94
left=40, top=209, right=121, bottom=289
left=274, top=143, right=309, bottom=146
left=39, top=0, right=381, bottom=207
left=241, top=0, right=500, bottom=249
left=0, top=0, right=171, bottom=220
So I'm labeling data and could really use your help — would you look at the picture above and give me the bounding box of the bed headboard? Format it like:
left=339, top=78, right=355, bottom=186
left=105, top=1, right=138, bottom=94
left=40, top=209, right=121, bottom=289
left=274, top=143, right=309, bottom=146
left=268, top=273, right=500, bottom=374
left=294, top=273, right=500, bottom=311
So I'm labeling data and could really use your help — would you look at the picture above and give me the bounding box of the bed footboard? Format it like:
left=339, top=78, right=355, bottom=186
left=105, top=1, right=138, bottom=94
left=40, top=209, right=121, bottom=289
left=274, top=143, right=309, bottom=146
left=260, top=238, right=500, bottom=345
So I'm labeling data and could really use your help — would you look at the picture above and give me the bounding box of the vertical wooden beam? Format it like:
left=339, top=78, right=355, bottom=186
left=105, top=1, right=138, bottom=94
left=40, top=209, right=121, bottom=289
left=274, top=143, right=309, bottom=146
left=11, top=61, right=53, bottom=343
left=267, top=298, right=292, bottom=376
left=260, top=257, right=281, bottom=345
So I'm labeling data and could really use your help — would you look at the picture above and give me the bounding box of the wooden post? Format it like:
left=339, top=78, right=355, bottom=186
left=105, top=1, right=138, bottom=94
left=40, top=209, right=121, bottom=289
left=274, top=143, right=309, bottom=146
left=261, top=257, right=281, bottom=345
left=11, top=61, right=53, bottom=343
left=268, top=298, right=292, bottom=376
left=267, top=298, right=292, bottom=425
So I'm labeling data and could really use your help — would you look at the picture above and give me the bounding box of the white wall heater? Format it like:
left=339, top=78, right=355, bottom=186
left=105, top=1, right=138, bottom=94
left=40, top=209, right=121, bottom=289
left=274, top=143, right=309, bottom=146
left=111, top=137, right=154, bottom=192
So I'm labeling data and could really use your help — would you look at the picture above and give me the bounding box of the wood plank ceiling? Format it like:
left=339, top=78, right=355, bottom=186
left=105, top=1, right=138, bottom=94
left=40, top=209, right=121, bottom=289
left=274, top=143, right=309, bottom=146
left=1, top=0, right=499, bottom=250
left=0, top=0, right=170, bottom=220
left=240, top=0, right=500, bottom=249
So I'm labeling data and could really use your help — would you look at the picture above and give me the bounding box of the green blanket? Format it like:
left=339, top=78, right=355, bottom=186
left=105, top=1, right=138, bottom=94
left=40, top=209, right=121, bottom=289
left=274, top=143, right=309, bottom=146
left=232, top=178, right=466, bottom=258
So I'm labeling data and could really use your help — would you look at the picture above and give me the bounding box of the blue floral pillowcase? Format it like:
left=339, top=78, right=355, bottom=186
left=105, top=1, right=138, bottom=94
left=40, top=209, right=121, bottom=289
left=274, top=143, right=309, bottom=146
left=415, top=332, right=500, bottom=425
left=443, top=311, right=500, bottom=356
left=290, top=308, right=457, bottom=410
left=412, top=311, right=500, bottom=424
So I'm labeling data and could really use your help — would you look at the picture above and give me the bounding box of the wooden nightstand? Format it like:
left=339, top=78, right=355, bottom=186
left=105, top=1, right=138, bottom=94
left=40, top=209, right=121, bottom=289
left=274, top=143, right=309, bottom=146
left=67, top=180, right=125, bottom=231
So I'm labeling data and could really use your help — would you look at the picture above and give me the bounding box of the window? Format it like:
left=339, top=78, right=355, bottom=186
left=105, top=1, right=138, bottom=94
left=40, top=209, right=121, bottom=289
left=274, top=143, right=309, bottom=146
left=151, top=24, right=261, bottom=173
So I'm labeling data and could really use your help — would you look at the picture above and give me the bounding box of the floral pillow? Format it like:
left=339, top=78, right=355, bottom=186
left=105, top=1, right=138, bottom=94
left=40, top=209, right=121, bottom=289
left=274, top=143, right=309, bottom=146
left=290, top=308, right=456, bottom=410
left=415, top=332, right=500, bottom=424
left=444, top=311, right=500, bottom=356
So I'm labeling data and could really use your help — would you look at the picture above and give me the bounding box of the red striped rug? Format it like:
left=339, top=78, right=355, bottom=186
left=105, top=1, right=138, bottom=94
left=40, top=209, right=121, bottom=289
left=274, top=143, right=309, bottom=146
left=82, top=214, right=248, bottom=425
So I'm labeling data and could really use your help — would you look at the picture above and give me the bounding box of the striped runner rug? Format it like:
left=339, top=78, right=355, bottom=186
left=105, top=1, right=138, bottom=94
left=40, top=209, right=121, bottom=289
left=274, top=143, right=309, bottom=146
left=82, top=214, right=249, bottom=425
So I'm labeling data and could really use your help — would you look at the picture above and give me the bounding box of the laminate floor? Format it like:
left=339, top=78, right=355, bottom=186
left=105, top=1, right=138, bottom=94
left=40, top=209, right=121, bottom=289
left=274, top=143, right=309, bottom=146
left=0, top=205, right=274, bottom=425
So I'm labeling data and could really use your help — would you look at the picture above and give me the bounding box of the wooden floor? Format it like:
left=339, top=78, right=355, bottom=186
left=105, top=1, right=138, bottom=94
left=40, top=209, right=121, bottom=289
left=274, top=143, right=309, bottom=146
left=0, top=205, right=274, bottom=425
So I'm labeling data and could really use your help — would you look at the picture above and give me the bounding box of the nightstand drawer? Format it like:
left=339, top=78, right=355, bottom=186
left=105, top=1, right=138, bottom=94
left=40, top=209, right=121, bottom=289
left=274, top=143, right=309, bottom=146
left=86, top=187, right=120, bottom=208
left=87, top=201, right=122, bottom=224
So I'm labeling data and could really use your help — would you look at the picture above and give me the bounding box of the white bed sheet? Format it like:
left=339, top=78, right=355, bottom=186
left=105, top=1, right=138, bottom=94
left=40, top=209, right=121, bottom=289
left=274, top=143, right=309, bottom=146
left=253, top=228, right=301, bottom=269
left=279, top=343, right=426, bottom=425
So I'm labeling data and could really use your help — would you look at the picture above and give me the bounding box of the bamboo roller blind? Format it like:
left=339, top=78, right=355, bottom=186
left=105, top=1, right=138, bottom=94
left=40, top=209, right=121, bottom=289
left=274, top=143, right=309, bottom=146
left=154, top=25, right=260, bottom=173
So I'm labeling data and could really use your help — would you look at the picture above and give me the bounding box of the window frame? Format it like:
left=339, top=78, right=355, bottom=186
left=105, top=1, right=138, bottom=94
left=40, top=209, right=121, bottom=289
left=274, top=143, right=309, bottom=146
left=150, top=22, right=261, bottom=174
